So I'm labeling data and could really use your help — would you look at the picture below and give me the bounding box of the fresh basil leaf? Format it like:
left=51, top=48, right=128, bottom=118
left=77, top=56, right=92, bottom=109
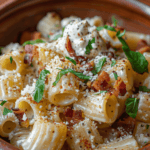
left=139, top=86, right=150, bottom=92
left=10, top=56, right=13, bottom=64
left=33, top=69, right=50, bottom=103
left=146, top=124, right=149, bottom=129
left=113, top=72, right=118, bottom=80
left=117, top=34, right=148, bottom=74
left=111, top=60, right=116, bottom=67
left=22, top=39, right=46, bottom=46
left=125, top=50, right=148, bottom=74
left=3, top=107, right=13, bottom=115
left=112, top=16, right=118, bottom=27
left=85, top=38, right=95, bottom=54
left=62, top=26, right=65, bottom=33
left=116, top=30, right=126, bottom=38
left=94, top=90, right=107, bottom=95
left=96, top=26, right=104, bottom=31
left=65, top=56, right=76, bottom=65
left=125, top=98, right=139, bottom=118
left=95, top=57, right=106, bottom=73
left=48, top=35, right=50, bottom=38
left=30, top=63, right=33, bottom=67
left=104, top=25, right=116, bottom=32
left=52, top=34, right=62, bottom=41
left=53, top=68, right=91, bottom=86
left=0, top=100, right=7, bottom=106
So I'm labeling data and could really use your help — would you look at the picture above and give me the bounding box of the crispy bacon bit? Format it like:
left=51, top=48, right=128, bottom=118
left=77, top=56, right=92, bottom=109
left=13, top=109, right=29, bottom=128
left=136, top=39, right=148, bottom=50
left=138, top=46, right=150, bottom=54
left=65, top=36, right=76, bottom=57
left=63, top=108, right=83, bottom=126
left=113, top=77, right=126, bottom=96
left=92, top=71, right=111, bottom=91
left=20, top=31, right=41, bottom=44
left=24, top=45, right=34, bottom=54
left=32, top=45, right=39, bottom=58
left=112, top=114, right=136, bottom=134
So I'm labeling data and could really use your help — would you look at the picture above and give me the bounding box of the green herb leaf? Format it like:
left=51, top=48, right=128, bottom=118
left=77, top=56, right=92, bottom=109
left=52, top=34, right=62, bottom=41
left=111, top=60, right=116, bottom=67
left=114, top=48, right=118, bottom=51
left=0, top=100, right=7, bottom=106
left=91, top=66, right=97, bottom=75
left=0, top=47, right=3, bottom=54
left=22, top=39, right=46, bottom=46
left=139, top=86, right=150, bottom=92
left=94, top=90, right=107, bottom=95
left=146, top=124, right=149, bottom=129
left=48, top=35, right=50, bottom=38
left=95, top=57, right=106, bottom=73
left=10, top=56, right=13, bottom=64
left=85, top=38, right=95, bottom=54
left=53, top=68, right=91, bottom=86
left=112, top=16, right=118, bottom=27
left=3, top=107, right=13, bottom=115
left=30, top=63, right=33, bottom=67
left=104, top=25, right=116, bottom=32
left=96, top=26, right=104, bottom=31
left=65, top=56, right=76, bottom=65
left=117, top=33, right=148, bottom=74
left=125, top=98, right=139, bottom=118
left=113, top=72, right=118, bottom=80
left=33, top=69, right=50, bottom=103
left=62, top=26, right=65, bottom=33
left=116, top=30, right=126, bottom=38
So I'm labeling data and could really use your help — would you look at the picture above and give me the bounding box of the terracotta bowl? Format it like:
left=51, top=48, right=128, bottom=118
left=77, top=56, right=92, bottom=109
left=0, top=0, right=150, bottom=149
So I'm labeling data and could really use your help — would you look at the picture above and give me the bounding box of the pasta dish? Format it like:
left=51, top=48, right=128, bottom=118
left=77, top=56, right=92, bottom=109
left=0, top=12, right=150, bottom=150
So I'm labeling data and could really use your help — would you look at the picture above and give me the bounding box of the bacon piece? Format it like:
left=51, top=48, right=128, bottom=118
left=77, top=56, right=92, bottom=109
left=113, top=77, right=127, bottom=96
left=136, top=39, right=148, bottom=50
left=63, top=108, right=83, bottom=126
left=20, top=31, right=41, bottom=44
left=138, top=46, right=150, bottom=54
left=139, top=144, right=150, bottom=150
left=92, top=71, right=111, bottom=91
left=13, top=109, right=29, bottom=128
left=65, top=36, right=76, bottom=57
left=24, top=45, right=34, bottom=54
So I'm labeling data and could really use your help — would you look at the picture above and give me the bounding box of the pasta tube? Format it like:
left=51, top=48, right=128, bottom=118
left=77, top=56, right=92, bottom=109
left=133, top=121, right=150, bottom=148
left=22, top=117, right=67, bottom=150
left=95, top=135, right=139, bottom=150
left=136, top=92, right=150, bottom=123
left=0, top=104, right=19, bottom=137
left=74, top=92, right=119, bottom=123
left=9, top=126, right=32, bottom=150
left=0, top=74, right=23, bottom=100
left=46, top=56, right=80, bottom=106
left=15, top=95, right=51, bottom=125
left=0, top=51, right=27, bottom=74
left=103, top=59, right=133, bottom=91
left=67, top=118, right=103, bottom=150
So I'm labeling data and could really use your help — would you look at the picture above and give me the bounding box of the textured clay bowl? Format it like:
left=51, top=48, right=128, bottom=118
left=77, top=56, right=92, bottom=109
left=0, top=0, right=150, bottom=149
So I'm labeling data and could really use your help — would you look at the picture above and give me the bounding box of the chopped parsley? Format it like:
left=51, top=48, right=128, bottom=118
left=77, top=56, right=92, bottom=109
left=53, top=68, right=91, bottom=86
left=139, top=86, right=150, bottom=92
left=113, top=72, right=118, bottom=80
left=111, top=60, right=116, bottom=67
left=112, top=16, right=118, bottom=27
left=94, top=90, right=107, bottom=95
left=33, top=69, right=50, bottom=103
left=85, top=38, right=95, bottom=54
left=125, top=98, right=139, bottom=118
left=22, top=39, right=46, bottom=46
left=0, top=100, right=7, bottom=106
left=3, top=107, right=13, bottom=115
left=10, top=56, right=13, bottom=64
left=65, top=56, right=76, bottom=65
left=146, top=124, right=149, bottom=129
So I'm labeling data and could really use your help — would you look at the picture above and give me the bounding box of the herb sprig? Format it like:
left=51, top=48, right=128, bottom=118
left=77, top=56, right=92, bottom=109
left=0, top=100, right=7, bottom=106
left=3, top=107, right=13, bottom=115
left=22, top=39, right=46, bottom=46
left=65, top=56, right=76, bottom=65
left=33, top=69, right=50, bottom=103
left=85, top=38, right=95, bottom=54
